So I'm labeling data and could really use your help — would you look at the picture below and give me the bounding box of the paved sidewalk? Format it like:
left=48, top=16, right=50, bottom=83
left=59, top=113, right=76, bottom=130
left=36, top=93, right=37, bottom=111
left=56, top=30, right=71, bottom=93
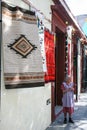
left=46, top=92, right=87, bottom=130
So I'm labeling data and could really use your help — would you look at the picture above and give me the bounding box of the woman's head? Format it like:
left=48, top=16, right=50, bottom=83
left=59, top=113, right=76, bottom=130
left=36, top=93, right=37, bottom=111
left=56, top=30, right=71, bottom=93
left=64, top=75, right=71, bottom=83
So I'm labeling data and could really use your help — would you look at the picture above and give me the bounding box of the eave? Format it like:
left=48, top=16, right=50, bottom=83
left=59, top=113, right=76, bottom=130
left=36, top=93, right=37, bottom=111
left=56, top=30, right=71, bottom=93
left=52, top=0, right=87, bottom=40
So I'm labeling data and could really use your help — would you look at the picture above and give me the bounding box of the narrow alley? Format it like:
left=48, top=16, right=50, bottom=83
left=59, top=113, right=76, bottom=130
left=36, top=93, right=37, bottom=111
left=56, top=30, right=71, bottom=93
left=46, top=92, right=87, bottom=130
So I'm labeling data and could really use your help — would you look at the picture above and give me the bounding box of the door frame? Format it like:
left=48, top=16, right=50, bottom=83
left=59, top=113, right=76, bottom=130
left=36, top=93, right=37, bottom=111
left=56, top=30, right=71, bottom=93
left=51, top=7, right=66, bottom=121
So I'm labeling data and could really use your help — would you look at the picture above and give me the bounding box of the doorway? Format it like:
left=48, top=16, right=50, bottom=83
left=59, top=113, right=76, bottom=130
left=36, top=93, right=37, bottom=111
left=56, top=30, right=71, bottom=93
left=55, top=28, right=65, bottom=106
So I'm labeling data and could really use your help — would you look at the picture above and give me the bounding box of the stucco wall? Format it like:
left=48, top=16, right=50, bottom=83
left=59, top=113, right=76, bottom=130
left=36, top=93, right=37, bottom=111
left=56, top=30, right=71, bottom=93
left=1, top=77, right=51, bottom=130
left=1, top=0, right=53, bottom=130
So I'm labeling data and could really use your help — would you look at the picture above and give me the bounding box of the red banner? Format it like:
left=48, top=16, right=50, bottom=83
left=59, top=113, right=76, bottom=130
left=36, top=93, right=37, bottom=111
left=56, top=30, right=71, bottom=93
left=44, top=29, right=55, bottom=82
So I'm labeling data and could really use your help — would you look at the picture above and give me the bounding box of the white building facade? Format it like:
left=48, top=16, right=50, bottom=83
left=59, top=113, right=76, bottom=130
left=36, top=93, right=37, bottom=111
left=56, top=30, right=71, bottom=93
left=1, top=0, right=54, bottom=130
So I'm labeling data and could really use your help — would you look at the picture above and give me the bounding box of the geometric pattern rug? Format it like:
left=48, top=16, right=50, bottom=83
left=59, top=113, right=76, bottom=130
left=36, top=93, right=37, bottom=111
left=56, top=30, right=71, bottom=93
left=2, top=2, right=44, bottom=89
left=8, top=35, right=37, bottom=58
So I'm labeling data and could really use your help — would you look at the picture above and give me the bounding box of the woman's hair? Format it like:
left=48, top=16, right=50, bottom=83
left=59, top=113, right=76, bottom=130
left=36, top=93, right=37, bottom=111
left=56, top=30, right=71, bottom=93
left=64, top=75, right=71, bottom=82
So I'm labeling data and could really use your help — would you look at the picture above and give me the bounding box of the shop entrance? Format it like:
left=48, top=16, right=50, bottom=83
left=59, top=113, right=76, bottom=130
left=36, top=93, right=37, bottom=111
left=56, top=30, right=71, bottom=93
left=51, top=28, right=65, bottom=122
left=51, top=6, right=66, bottom=122
left=55, top=28, right=65, bottom=106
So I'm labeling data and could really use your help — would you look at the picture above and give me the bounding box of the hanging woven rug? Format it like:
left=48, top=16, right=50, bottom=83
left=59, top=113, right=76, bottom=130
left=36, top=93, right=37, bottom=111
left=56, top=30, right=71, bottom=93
left=2, top=2, right=44, bottom=89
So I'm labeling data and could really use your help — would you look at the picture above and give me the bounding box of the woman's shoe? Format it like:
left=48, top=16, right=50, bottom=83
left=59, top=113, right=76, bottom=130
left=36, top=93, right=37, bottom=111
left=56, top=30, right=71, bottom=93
left=64, top=118, right=67, bottom=124
left=69, top=118, right=74, bottom=123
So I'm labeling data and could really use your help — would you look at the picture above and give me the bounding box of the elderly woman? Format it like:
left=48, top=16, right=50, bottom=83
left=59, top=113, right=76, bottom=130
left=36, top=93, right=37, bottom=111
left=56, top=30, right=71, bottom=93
left=61, top=76, right=74, bottom=124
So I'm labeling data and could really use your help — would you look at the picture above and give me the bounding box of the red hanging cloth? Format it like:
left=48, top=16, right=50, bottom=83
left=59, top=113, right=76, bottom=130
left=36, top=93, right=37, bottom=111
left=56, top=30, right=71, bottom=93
left=44, top=29, right=55, bottom=82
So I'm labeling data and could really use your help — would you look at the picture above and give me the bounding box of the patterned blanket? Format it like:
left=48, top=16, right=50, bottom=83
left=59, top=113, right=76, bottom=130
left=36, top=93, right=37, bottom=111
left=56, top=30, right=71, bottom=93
left=2, top=2, right=44, bottom=89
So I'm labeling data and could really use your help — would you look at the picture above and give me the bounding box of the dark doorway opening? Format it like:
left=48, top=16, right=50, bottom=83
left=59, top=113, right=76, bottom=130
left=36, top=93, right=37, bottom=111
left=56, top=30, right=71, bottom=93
left=55, top=27, right=65, bottom=106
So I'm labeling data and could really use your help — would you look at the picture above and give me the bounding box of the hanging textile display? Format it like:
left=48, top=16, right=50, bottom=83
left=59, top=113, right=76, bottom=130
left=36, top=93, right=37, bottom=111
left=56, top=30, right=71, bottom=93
left=68, top=43, right=71, bottom=75
left=2, top=2, right=44, bottom=89
left=65, top=34, right=68, bottom=75
left=38, top=19, right=47, bottom=72
left=66, top=26, right=72, bottom=77
left=44, top=29, right=55, bottom=82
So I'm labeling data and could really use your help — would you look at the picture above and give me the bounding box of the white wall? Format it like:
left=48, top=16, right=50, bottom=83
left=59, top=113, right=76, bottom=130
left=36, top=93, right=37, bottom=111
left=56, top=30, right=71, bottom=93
left=1, top=0, right=53, bottom=130
left=1, top=77, right=51, bottom=130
